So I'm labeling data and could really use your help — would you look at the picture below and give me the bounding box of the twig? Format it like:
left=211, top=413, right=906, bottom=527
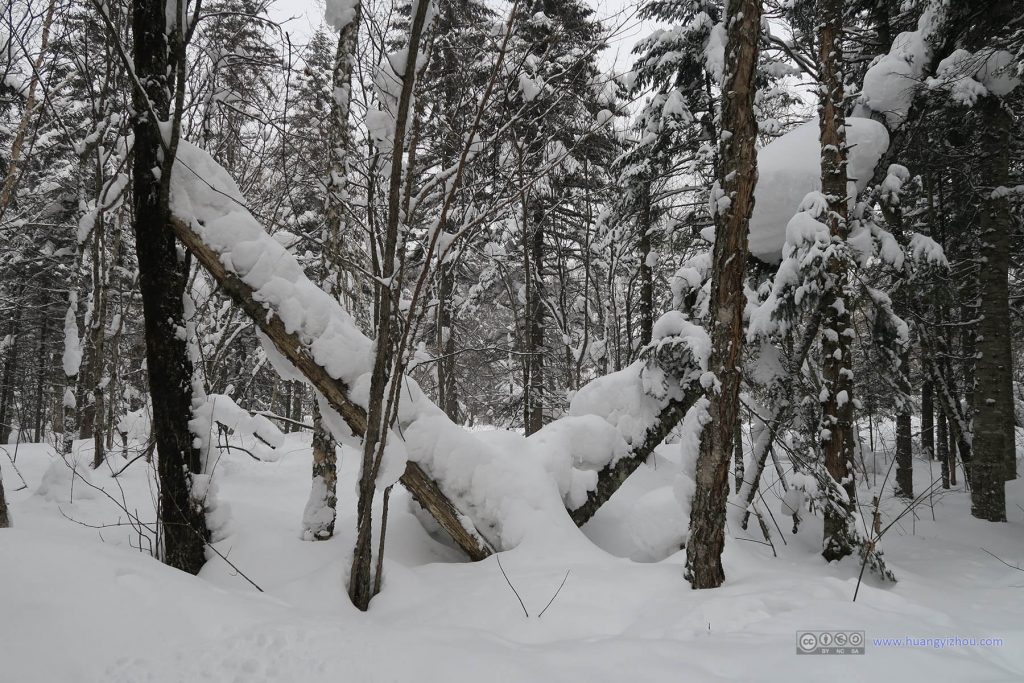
left=538, top=569, right=570, bottom=618
left=111, top=445, right=155, bottom=477
left=495, top=553, right=529, bottom=617
left=980, top=547, right=1024, bottom=573
left=0, top=446, right=28, bottom=490
left=203, top=540, right=265, bottom=592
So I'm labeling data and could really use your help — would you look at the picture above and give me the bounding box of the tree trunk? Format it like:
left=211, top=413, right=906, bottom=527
left=894, top=347, right=913, bottom=497
left=131, top=0, right=207, bottom=574
left=301, top=10, right=363, bottom=543
left=0, top=464, right=9, bottom=528
left=817, top=0, right=857, bottom=563
left=937, top=405, right=950, bottom=488
left=325, top=5, right=364, bottom=319
left=922, top=379, right=934, bottom=460
left=523, top=202, right=546, bottom=436
left=436, top=264, right=460, bottom=421
left=970, top=96, right=1014, bottom=522
left=32, top=304, right=49, bottom=443
left=684, top=0, right=761, bottom=589
left=0, top=298, right=23, bottom=444
left=346, top=0, right=433, bottom=610
left=303, top=401, right=338, bottom=539
left=61, top=293, right=79, bottom=458
left=638, top=181, right=654, bottom=348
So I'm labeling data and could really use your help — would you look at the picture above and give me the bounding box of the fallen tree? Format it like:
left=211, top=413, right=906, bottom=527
left=169, top=140, right=707, bottom=559
left=171, top=215, right=495, bottom=561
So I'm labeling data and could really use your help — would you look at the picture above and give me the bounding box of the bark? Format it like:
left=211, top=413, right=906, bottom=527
left=0, top=464, right=9, bottom=528
left=303, top=401, right=338, bottom=539
left=0, top=0, right=57, bottom=220
left=347, top=0, right=434, bottom=612
left=32, top=302, right=49, bottom=444
left=918, top=319, right=974, bottom=476
left=81, top=203, right=110, bottom=468
left=970, top=96, right=1014, bottom=522
left=61, top=293, right=78, bottom=459
left=638, top=181, right=654, bottom=348
left=937, top=404, right=950, bottom=488
left=817, top=0, right=857, bottom=563
left=131, top=0, right=207, bottom=574
left=0, top=298, right=23, bottom=444
left=733, top=417, right=744, bottom=494
left=324, top=6, right=364, bottom=316
left=523, top=202, right=546, bottom=436
left=301, top=6, right=362, bottom=542
left=922, top=379, right=935, bottom=460
left=436, top=265, right=460, bottom=421
left=894, top=346, right=913, bottom=497
left=684, top=0, right=761, bottom=589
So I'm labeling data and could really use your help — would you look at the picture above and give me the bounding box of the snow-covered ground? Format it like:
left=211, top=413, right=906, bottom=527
left=2, top=432, right=1023, bottom=682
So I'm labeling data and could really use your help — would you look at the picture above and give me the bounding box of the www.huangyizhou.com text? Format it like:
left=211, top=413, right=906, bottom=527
left=873, top=636, right=1005, bottom=649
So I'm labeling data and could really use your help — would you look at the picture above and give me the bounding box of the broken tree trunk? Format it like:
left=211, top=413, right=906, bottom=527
left=170, top=216, right=493, bottom=561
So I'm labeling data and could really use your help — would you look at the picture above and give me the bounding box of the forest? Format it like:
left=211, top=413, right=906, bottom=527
left=1, top=0, right=1022, bottom=680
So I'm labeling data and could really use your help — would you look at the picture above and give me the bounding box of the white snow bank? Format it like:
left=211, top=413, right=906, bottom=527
left=749, top=118, right=890, bottom=263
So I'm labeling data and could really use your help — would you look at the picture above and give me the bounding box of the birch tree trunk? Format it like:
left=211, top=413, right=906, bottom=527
left=684, top=0, right=761, bottom=589
left=301, top=3, right=362, bottom=541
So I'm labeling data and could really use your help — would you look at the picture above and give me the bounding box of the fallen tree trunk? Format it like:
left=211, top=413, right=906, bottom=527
left=569, top=384, right=702, bottom=526
left=172, top=212, right=702, bottom=550
left=171, top=215, right=494, bottom=561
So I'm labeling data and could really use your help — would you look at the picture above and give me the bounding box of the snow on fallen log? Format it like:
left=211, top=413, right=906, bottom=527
left=169, top=141, right=492, bottom=559
left=168, top=140, right=709, bottom=554
left=563, top=312, right=709, bottom=525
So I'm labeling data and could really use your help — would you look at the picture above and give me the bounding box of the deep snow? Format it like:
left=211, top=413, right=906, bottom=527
left=2, top=428, right=1023, bottom=682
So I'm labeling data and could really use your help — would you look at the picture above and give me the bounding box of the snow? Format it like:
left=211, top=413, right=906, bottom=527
left=170, top=140, right=717, bottom=553
left=170, top=140, right=374, bottom=402
left=4, top=427, right=1024, bottom=682
left=703, top=21, right=727, bottom=85
left=62, top=293, right=82, bottom=378
left=929, top=48, right=1022, bottom=105
left=190, top=393, right=287, bottom=461
left=748, top=118, right=889, bottom=263
left=324, top=0, right=359, bottom=31
left=858, top=7, right=943, bottom=126
left=977, top=50, right=1022, bottom=97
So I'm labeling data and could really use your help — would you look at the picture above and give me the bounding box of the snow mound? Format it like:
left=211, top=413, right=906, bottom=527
left=35, top=454, right=97, bottom=502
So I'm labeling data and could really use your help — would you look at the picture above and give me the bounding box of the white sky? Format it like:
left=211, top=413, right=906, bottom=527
left=269, top=0, right=656, bottom=73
